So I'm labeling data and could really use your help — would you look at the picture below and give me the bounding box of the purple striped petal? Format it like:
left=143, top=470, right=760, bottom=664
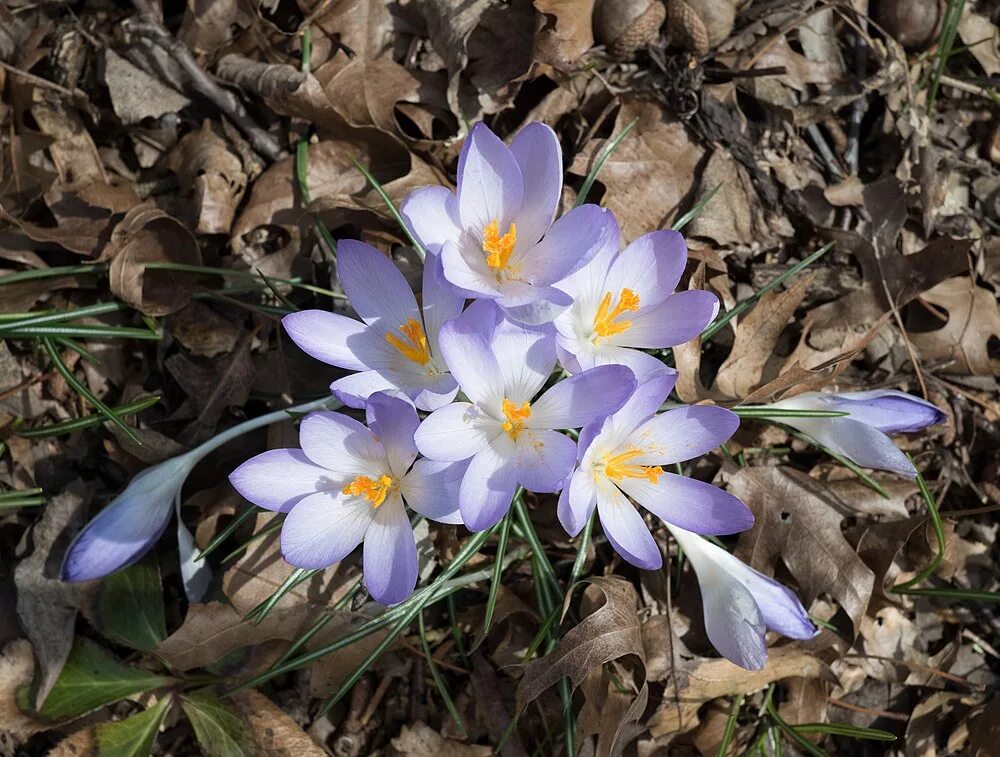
left=488, top=316, right=557, bottom=404
left=457, top=122, right=523, bottom=231
left=400, top=458, right=467, bottom=524
left=604, top=371, right=677, bottom=439
left=528, top=365, right=636, bottom=430
left=815, top=390, right=944, bottom=433
left=500, top=283, right=573, bottom=325
left=421, top=251, right=466, bottom=360
left=283, top=310, right=371, bottom=371
left=401, top=186, right=462, bottom=253
left=338, top=240, right=421, bottom=333
left=441, top=240, right=502, bottom=298
left=740, top=569, right=816, bottom=640
left=618, top=472, right=753, bottom=535
left=509, top=122, right=562, bottom=247
left=627, top=405, right=739, bottom=465
left=596, top=483, right=662, bottom=570
left=783, top=416, right=917, bottom=477
left=513, top=429, right=577, bottom=493
left=613, top=290, right=719, bottom=348
left=281, top=490, right=373, bottom=568
left=298, top=411, right=385, bottom=475
left=365, top=393, right=419, bottom=477
left=557, top=466, right=598, bottom=537
left=229, top=449, right=334, bottom=512
left=414, top=402, right=500, bottom=462
left=516, top=205, right=618, bottom=286
left=603, top=230, right=687, bottom=311
left=362, top=496, right=418, bottom=605
left=459, top=436, right=518, bottom=531
left=584, top=344, right=678, bottom=383
left=438, top=318, right=506, bottom=411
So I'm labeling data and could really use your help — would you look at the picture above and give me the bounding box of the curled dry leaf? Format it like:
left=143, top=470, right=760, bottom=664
left=392, top=721, right=493, bottom=756
left=102, top=204, right=202, bottom=316
left=533, top=0, right=597, bottom=71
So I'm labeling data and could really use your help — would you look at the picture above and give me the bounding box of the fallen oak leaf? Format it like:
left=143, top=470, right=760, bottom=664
left=232, top=689, right=325, bottom=756
left=910, top=277, right=1000, bottom=377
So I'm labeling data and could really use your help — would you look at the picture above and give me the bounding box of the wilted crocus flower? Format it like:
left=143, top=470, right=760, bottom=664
left=283, top=240, right=464, bottom=411
left=767, top=389, right=946, bottom=478
left=415, top=304, right=636, bottom=531
left=230, top=393, right=466, bottom=605
left=558, top=372, right=753, bottom=569
left=555, top=228, right=719, bottom=380
left=401, top=122, right=617, bottom=325
left=61, top=453, right=195, bottom=582
left=667, top=524, right=816, bottom=670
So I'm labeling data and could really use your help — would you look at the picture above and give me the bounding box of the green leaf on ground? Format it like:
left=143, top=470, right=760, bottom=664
left=180, top=688, right=256, bottom=757
left=93, top=556, right=167, bottom=651
left=95, top=694, right=173, bottom=757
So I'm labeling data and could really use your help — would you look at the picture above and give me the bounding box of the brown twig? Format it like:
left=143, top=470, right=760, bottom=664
left=126, top=0, right=285, bottom=162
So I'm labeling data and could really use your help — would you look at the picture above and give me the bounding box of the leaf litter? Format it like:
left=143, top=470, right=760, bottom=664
left=1, top=0, right=999, bottom=754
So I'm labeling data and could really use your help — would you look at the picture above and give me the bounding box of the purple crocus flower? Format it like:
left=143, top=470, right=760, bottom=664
left=230, top=393, right=466, bottom=605
left=283, top=240, right=464, bottom=411
left=414, top=304, right=636, bottom=531
left=668, top=523, right=816, bottom=670
left=767, top=389, right=946, bottom=477
left=554, top=228, right=719, bottom=380
left=401, top=122, right=617, bottom=325
left=558, top=372, right=753, bottom=570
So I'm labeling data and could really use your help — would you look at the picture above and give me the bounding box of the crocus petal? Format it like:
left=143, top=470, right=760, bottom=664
left=627, top=405, right=739, bottom=465
left=509, top=122, right=562, bottom=247
left=365, top=392, right=419, bottom=477
left=603, top=230, right=687, bottom=311
left=281, top=490, right=373, bottom=568
left=516, top=205, right=618, bottom=286
left=457, top=122, right=523, bottom=231
left=500, top=284, right=573, bottom=325
left=298, top=411, right=386, bottom=475
left=229, top=449, right=336, bottom=512
left=738, top=568, right=816, bottom=640
left=412, top=379, right=461, bottom=413
left=338, top=239, right=421, bottom=333
left=177, top=505, right=212, bottom=602
left=489, top=316, right=557, bottom=404
left=400, top=458, right=467, bottom=524
left=441, top=240, right=502, bottom=298
left=513, top=429, right=577, bottom=493
left=283, top=310, right=370, bottom=371
left=603, top=371, right=677, bottom=442
left=331, top=371, right=407, bottom=410
left=776, top=390, right=945, bottom=434
left=61, top=457, right=190, bottom=581
left=421, top=251, right=466, bottom=361
left=438, top=318, right=506, bottom=411
left=558, top=466, right=598, bottom=537
left=528, top=365, right=636, bottom=430
left=583, top=344, right=679, bottom=384
left=414, top=402, right=501, bottom=462
left=783, top=416, right=917, bottom=477
left=459, top=436, right=518, bottom=531
left=617, top=472, right=753, bottom=535
left=596, top=482, right=662, bottom=570
left=612, top=290, right=719, bottom=348
left=363, top=496, right=418, bottom=605
left=400, top=186, right=462, bottom=253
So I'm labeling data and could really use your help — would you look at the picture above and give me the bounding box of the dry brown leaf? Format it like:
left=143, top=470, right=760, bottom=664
left=516, top=576, right=647, bottom=752
left=102, top=204, right=202, bottom=316
left=533, top=0, right=597, bottom=71
left=231, top=690, right=325, bottom=756
left=167, top=301, right=242, bottom=358
left=0, top=639, right=45, bottom=744
left=392, top=721, right=492, bottom=756
left=30, top=96, right=106, bottom=186
left=731, top=466, right=874, bottom=632
left=103, top=49, right=191, bottom=125
left=48, top=727, right=96, bottom=756
left=569, top=98, right=704, bottom=241
left=911, top=277, right=1000, bottom=377
left=179, top=0, right=251, bottom=60
left=958, top=8, right=1000, bottom=76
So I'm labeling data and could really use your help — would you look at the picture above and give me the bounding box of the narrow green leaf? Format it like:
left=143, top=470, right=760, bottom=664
left=95, top=694, right=173, bottom=757
left=0, top=302, right=129, bottom=334
left=672, top=184, right=721, bottom=232
left=180, top=689, right=255, bottom=757
left=0, top=263, right=108, bottom=286
left=195, top=506, right=261, bottom=561
left=575, top=118, right=639, bottom=207
left=93, top=556, right=167, bottom=651
left=483, top=513, right=512, bottom=637
left=419, top=611, right=466, bottom=737
left=28, top=638, right=173, bottom=722
left=352, top=157, right=424, bottom=258
left=733, top=407, right=849, bottom=418
left=790, top=722, right=896, bottom=742
left=716, top=693, right=744, bottom=757
left=15, top=396, right=160, bottom=439
left=892, top=461, right=945, bottom=591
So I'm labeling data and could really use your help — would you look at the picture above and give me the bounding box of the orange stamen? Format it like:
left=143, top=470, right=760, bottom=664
left=593, top=288, right=640, bottom=339
left=483, top=219, right=517, bottom=271
left=603, top=448, right=662, bottom=484
left=501, top=398, right=531, bottom=440
left=343, top=474, right=395, bottom=508
left=385, top=318, right=430, bottom=365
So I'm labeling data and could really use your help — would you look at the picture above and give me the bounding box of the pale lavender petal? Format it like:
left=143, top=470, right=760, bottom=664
left=338, top=239, right=421, bottom=333
left=740, top=569, right=816, bottom=640
left=528, top=365, right=636, bottom=430
left=421, top=251, right=466, bottom=360
left=618, top=472, right=753, bottom=535
left=412, top=377, right=461, bottom=412
left=784, top=416, right=917, bottom=477
left=365, top=392, right=419, bottom=477
left=558, top=466, right=597, bottom=537
left=331, top=371, right=406, bottom=410
left=516, top=205, right=618, bottom=286
left=438, top=315, right=506, bottom=411
left=283, top=310, right=370, bottom=371
left=700, top=570, right=767, bottom=670
left=500, top=284, right=573, bottom=325
left=597, top=483, right=662, bottom=570
left=605, top=371, right=677, bottom=439
left=613, top=290, right=719, bottom=348
left=513, top=429, right=577, bottom=493
left=575, top=343, right=675, bottom=383
left=577, top=416, right=611, bottom=459
left=814, top=390, right=944, bottom=434
left=488, top=316, right=557, bottom=404
left=603, top=230, right=688, bottom=311
left=459, top=436, right=518, bottom=531
left=553, top=228, right=619, bottom=307
left=452, top=297, right=502, bottom=340
left=414, top=402, right=500, bottom=462
left=61, top=458, right=190, bottom=581
left=177, top=504, right=211, bottom=602
left=229, top=449, right=335, bottom=512
left=363, top=496, right=418, bottom=605
left=400, top=458, right=468, bottom=524
left=281, top=490, right=372, bottom=568
left=441, top=240, right=501, bottom=298
left=298, top=411, right=386, bottom=475
left=509, top=122, right=562, bottom=247
left=627, top=405, right=739, bottom=465
left=401, top=186, right=462, bottom=253
left=457, top=122, right=523, bottom=231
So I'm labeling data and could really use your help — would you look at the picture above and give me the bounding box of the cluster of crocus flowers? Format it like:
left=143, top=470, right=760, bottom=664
left=60, top=121, right=946, bottom=671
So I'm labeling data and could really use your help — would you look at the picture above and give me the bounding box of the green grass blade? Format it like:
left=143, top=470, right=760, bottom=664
left=574, top=118, right=639, bottom=207
left=244, top=568, right=319, bottom=623
left=717, top=693, right=744, bottom=757
left=144, top=262, right=339, bottom=298
left=352, top=158, right=425, bottom=259
left=568, top=512, right=594, bottom=590
left=672, top=184, right=721, bottom=232
left=790, top=723, right=895, bottom=742
left=15, top=395, right=160, bottom=438
left=927, top=0, right=967, bottom=112
left=893, top=461, right=946, bottom=591
left=483, top=512, right=512, bottom=638
left=4, top=324, right=160, bottom=340
left=220, top=519, right=283, bottom=563
left=0, top=302, right=129, bottom=334
left=195, top=506, right=261, bottom=561
left=764, top=686, right=827, bottom=757
left=296, top=139, right=337, bottom=260
left=418, top=610, right=467, bottom=738
left=734, top=407, right=849, bottom=419
left=0, top=263, right=108, bottom=286
left=512, top=495, right=562, bottom=601
left=892, top=587, right=1000, bottom=602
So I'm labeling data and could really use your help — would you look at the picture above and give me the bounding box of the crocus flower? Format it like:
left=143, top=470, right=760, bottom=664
left=414, top=304, right=636, bottom=531
left=401, top=121, right=617, bottom=325
left=558, top=372, right=753, bottom=570
left=230, top=393, right=466, bottom=605
left=667, top=524, right=816, bottom=670
left=767, top=389, right=946, bottom=478
left=283, top=240, right=464, bottom=411
left=61, top=454, right=194, bottom=582
left=554, top=228, right=719, bottom=380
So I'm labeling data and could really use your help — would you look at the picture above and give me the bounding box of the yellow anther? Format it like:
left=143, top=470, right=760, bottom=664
left=500, top=398, right=531, bottom=440
left=483, top=219, right=517, bottom=271
left=603, top=448, right=662, bottom=484
left=593, top=288, right=641, bottom=339
left=385, top=318, right=430, bottom=365
left=343, top=474, right=395, bottom=508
